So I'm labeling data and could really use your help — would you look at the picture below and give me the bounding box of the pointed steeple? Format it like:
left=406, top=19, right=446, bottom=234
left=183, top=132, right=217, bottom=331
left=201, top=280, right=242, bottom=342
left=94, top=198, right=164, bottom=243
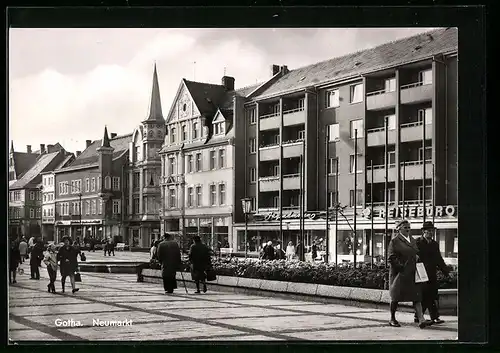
left=146, top=63, right=163, bottom=121
left=10, top=140, right=14, bottom=153
left=101, top=126, right=111, bottom=147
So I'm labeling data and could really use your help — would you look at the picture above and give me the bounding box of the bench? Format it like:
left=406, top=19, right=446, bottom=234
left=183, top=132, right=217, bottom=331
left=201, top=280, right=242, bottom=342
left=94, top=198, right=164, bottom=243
left=116, top=243, right=125, bottom=251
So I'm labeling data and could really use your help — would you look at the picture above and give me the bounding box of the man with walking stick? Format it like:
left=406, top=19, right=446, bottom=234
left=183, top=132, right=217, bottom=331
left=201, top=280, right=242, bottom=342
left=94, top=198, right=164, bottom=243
left=157, top=233, right=182, bottom=294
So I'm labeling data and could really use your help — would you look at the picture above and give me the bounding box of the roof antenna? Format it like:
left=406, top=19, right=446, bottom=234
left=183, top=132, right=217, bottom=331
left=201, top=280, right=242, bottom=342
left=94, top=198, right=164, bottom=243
left=193, top=61, right=196, bottom=80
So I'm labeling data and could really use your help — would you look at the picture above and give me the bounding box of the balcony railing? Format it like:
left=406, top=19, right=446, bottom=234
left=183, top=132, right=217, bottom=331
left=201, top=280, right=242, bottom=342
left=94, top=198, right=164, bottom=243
left=259, top=142, right=280, bottom=149
left=366, top=164, right=396, bottom=170
left=367, top=127, right=385, bottom=133
left=282, top=138, right=304, bottom=146
left=399, top=200, right=432, bottom=206
left=260, top=112, right=280, bottom=119
left=367, top=201, right=397, bottom=207
left=283, top=173, right=300, bottom=178
left=400, top=121, right=424, bottom=128
left=366, top=89, right=389, bottom=97
left=282, top=206, right=300, bottom=211
left=283, top=107, right=304, bottom=115
left=401, top=160, right=431, bottom=166
left=400, top=81, right=430, bottom=90
left=259, top=176, right=280, bottom=182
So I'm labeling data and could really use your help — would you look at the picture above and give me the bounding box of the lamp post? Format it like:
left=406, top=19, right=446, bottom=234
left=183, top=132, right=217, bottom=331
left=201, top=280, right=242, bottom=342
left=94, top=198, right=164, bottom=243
left=241, top=197, right=252, bottom=258
left=77, top=192, right=82, bottom=240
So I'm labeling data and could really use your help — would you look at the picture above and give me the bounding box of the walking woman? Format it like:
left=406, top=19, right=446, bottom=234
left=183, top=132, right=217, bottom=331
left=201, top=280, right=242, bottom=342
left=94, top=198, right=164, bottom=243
left=9, top=240, right=21, bottom=284
left=43, top=243, right=58, bottom=293
left=388, top=219, right=432, bottom=328
left=286, top=241, right=296, bottom=261
left=189, top=235, right=211, bottom=294
left=57, top=236, right=80, bottom=294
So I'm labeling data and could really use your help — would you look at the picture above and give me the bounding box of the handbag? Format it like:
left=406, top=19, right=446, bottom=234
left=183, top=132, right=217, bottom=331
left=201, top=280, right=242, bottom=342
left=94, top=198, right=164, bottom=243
left=74, top=272, right=82, bottom=282
left=206, top=267, right=217, bottom=282
left=415, top=262, right=429, bottom=283
left=80, top=252, right=86, bottom=262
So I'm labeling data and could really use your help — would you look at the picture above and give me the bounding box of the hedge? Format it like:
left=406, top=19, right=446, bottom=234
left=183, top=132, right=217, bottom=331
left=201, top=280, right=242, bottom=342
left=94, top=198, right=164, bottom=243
left=147, top=258, right=457, bottom=290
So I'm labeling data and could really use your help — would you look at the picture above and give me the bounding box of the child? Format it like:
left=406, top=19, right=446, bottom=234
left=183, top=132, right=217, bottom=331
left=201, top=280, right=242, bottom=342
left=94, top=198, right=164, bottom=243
left=43, top=243, right=58, bottom=293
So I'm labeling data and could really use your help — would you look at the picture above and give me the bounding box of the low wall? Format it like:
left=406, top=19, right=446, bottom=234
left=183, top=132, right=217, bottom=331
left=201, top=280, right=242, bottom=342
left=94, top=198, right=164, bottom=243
left=79, top=262, right=146, bottom=274
left=141, top=269, right=457, bottom=315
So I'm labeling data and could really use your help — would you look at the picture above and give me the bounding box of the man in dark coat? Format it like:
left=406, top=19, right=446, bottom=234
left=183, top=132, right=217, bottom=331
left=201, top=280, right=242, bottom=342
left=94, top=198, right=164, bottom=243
left=9, top=240, right=22, bottom=284
left=157, top=233, right=182, bottom=294
left=29, top=239, right=43, bottom=280
left=189, top=235, right=211, bottom=294
left=57, top=236, right=80, bottom=294
left=262, top=241, right=275, bottom=260
left=388, top=219, right=432, bottom=329
left=415, top=221, right=450, bottom=324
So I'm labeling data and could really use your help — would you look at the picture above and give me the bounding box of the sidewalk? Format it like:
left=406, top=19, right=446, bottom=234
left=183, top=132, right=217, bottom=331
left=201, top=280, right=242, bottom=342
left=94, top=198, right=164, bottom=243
left=9, top=262, right=457, bottom=342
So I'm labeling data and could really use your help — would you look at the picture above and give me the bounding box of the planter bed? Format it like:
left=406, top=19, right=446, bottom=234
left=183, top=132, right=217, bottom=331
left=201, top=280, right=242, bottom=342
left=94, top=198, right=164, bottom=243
left=140, top=268, right=457, bottom=315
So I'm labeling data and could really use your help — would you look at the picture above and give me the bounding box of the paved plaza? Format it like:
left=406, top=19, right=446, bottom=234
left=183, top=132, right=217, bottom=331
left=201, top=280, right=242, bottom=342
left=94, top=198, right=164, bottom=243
left=9, top=260, right=458, bottom=342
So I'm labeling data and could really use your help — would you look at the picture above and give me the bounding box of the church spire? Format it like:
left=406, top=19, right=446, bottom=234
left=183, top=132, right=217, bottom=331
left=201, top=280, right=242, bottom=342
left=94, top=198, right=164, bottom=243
left=101, top=126, right=111, bottom=148
left=146, top=63, right=163, bottom=121
left=10, top=140, right=14, bottom=153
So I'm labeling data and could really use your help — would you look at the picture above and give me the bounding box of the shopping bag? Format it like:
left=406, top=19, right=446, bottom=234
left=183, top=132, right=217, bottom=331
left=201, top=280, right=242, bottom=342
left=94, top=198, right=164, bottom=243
left=74, top=272, right=82, bottom=282
left=206, top=268, right=217, bottom=282
left=415, top=262, right=429, bottom=283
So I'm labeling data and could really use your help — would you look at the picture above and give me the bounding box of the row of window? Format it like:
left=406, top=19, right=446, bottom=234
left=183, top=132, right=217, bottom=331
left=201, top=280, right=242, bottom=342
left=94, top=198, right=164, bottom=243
left=166, top=148, right=227, bottom=175
left=43, top=175, right=55, bottom=186
left=165, top=183, right=227, bottom=209
left=43, top=193, right=55, bottom=203
left=43, top=208, right=54, bottom=217
left=9, top=207, right=40, bottom=219
left=166, top=120, right=227, bottom=145
left=57, top=199, right=121, bottom=216
left=58, top=177, right=120, bottom=195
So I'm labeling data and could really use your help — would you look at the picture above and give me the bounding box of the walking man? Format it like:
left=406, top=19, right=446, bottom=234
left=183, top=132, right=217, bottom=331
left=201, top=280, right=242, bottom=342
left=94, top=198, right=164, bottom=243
left=415, top=221, right=451, bottom=324
left=157, top=233, right=182, bottom=294
left=18, top=237, right=28, bottom=263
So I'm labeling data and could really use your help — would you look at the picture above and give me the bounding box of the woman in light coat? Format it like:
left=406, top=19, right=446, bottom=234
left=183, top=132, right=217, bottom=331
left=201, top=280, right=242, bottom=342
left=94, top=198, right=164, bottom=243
left=285, top=241, right=296, bottom=261
left=388, top=219, right=432, bottom=329
left=43, top=243, right=58, bottom=293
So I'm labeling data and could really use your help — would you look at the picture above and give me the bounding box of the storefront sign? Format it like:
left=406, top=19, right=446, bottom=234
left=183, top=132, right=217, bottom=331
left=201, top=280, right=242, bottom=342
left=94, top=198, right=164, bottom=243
left=70, top=220, right=102, bottom=225
left=42, top=218, right=55, bottom=224
left=362, top=205, right=457, bottom=219
left=9, top=220, right=21, bottom=225
left=253, top=211, right=326, bottom=221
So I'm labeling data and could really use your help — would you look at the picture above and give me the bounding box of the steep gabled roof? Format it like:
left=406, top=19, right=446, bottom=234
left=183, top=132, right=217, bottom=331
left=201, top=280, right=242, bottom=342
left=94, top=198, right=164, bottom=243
left=54, top=154, right=75, bottom=170
left=10, top=151, right=63, bottom=189
left=62, top=133, right=133, bottom=169
left=255, top=28, right=458, bottom=99
left=11, top=152, right=38, bottom=178
left=183, top=79, right=229, bottom=116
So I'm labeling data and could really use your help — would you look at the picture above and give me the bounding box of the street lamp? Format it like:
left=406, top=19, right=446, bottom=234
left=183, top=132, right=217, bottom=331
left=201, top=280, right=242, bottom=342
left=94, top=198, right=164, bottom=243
left=241, top=197, right=252, bottom=258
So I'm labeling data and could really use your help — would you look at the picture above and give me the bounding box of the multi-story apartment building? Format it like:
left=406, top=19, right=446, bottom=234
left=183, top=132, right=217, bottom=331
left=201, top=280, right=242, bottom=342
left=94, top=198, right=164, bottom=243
left=8, top=143, right=71, bottom=240
left=52, top=129, right=131, bottom=243
left=232, top=27, right=458, bottom=264
left=9, top=142, right=40, bottom=185
left=159, top=74, right=272, bottom=251
left=127, top=65, right=165, bottom=247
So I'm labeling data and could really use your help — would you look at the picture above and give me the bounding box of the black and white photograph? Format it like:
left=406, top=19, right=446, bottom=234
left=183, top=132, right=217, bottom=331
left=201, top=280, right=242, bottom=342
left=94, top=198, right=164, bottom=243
left=8, top=22, right=462, bottom=342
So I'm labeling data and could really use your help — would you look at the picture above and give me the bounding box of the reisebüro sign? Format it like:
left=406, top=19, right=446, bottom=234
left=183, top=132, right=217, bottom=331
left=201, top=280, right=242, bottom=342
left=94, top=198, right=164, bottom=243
left=252, top=205, right=457, bottom=222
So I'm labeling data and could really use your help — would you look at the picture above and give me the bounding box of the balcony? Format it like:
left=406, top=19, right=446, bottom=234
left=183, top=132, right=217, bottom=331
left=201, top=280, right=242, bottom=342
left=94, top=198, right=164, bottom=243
left=143, top=185, right=160, bottom=194
left=282, top=141, right=303, bottom=158
left=366, top=90, right=397, bottom=111
left=283, top=107, right=306, bottom=126
left=259, top=113, right=280, bottom=131
left=366, top=164, right=397, bottom=183
left=283, top=174, right=300, bottom=190
left=366, top=128, right=397, bottom=147
left=400, top=121, right=432, bottom=142
left=400, top=82, right=433, bottom=104
left=259, top=144, right=280, bottom=161
left=400, top=160, right=433, bottom=180
left=259, top=176, right=280, bottom=192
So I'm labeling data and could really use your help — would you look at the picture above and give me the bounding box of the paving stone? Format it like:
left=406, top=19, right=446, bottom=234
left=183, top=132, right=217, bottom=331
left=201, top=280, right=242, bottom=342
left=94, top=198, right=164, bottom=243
left=217, top=276, right=239, bottom=287
left=180, top=306, right=293, bottom=320
left=10, top=303, right=120, bottom=317
left=316, top=284, right=353, bottom=299
left=10, top=297, right=91, bottom=307
left=198, top=335, right=283, bottom=341
left=349, top=288, right=383, bottom=302
left=260, top=280, right=289, bottom=292
left=9, top=329, right=62, bottom=341
left=9, top=321, right=32, bottom=330
left=237, top=278, right=263, bottom=289
left=287, top=282, right=318, bottom=296
left=291, top=304, right=381, bottom=314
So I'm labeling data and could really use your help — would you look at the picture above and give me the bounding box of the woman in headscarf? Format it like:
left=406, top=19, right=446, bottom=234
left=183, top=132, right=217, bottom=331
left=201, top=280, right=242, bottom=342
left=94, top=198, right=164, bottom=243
left=387, top=219, right=432, bottom=329
left=43, top=243, right=58, bottom=293
left=57, top=236, right=80, bottom=294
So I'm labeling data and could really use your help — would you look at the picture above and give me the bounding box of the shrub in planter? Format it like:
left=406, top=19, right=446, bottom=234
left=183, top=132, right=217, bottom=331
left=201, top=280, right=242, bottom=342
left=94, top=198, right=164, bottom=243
left=145, top=258, right=457, bottom=290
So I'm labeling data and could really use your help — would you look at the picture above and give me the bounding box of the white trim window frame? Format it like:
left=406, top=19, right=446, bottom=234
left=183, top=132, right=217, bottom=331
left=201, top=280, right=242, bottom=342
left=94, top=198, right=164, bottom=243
left=326, top=89, right=340, bottom=108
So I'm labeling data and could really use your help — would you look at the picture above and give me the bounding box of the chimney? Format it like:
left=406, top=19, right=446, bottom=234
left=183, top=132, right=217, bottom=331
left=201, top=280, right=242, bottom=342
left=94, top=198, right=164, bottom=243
left=280, top=65, right=289, bottom=75
left=270, top=64, right=280, bottom=77
left=40, top=144, right=46, bottom=154
left=27, top=145, right=32, bottom=154
left=47, top=144, right=54, bottom=153
left=76, top=151, right=81, bottom=157
left=86, top=140, right=92, bottom=148
left=221, top=76, right=235, bottom=91
left=110, top=133, right=117, bottom=139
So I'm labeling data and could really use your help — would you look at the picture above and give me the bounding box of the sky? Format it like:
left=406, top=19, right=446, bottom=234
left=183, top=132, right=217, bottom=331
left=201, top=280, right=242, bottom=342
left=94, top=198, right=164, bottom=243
left=9, top=27, right=435, bottom=154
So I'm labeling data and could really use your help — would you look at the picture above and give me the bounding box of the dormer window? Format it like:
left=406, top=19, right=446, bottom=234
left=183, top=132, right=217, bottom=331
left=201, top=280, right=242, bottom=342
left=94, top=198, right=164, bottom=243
left=214, top=122, right=224, bottom=135
left=171, top=127, right=176, bottom=143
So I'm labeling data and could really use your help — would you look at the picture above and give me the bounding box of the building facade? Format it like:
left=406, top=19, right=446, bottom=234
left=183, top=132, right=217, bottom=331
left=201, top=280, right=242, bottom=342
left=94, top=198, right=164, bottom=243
left=232, top=28, right=458, bottom=264
left=127, top=65, right=164, bottom=248
left=8, top=144, right=71, bottom=240
left=159, top=76, right=251, bottom=251
left=52, top=129, right=130, bottom=244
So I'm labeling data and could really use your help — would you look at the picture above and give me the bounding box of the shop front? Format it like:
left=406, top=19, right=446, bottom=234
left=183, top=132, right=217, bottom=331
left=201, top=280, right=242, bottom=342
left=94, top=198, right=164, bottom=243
left=184, top=216, right=231, bottom=253
left=233, top=204, right=458, bottom=264
left=55, top=220, right=102, bottom=244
